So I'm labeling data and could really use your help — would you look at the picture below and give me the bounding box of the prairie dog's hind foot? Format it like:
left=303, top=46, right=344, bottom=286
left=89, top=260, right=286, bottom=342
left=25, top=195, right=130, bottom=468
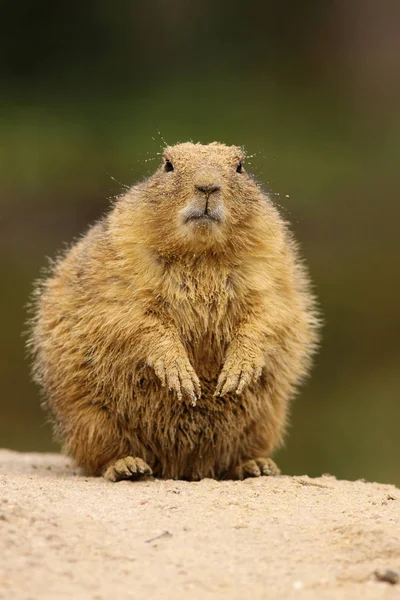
left=233, top=457, right=280, bottom=480
left=103, top=456, right=153, bottom=482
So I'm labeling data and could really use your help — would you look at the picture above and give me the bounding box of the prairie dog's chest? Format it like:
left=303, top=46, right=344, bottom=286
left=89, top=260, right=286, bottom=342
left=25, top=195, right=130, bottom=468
left=162, top=267, right=240, bottom=338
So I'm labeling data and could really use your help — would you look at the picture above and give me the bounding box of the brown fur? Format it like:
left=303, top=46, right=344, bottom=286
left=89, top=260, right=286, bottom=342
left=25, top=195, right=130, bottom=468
left=27, top=142, right=320, bottom=481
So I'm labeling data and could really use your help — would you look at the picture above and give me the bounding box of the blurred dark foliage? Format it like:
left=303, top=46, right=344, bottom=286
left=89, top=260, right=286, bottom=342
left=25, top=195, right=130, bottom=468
left=1, top=0, right=399, bottom=483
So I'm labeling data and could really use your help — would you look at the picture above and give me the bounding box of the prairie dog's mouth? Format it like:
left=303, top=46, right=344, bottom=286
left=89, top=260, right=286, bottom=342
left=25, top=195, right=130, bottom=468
left=182, top=207, right=224, bottom=224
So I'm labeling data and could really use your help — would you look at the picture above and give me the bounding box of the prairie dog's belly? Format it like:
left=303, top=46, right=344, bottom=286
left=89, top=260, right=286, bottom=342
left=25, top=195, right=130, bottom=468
left=128, top=383, right=261, bottom=479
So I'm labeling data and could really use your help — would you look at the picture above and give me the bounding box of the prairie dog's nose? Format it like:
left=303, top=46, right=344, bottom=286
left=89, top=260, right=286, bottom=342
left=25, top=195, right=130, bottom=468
left=195, top=169, right=222, bottom=195
left=195, top=183, right=221, bottom=195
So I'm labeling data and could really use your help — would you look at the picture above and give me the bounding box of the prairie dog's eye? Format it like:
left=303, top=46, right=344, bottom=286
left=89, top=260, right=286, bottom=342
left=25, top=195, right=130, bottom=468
left=164, top=160, right=174, bottom=173
left=236, top=162, right=243, bottom=173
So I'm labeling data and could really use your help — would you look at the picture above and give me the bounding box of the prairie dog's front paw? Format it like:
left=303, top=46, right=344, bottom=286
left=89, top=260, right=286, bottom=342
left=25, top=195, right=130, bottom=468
left=215, top=349, right=264, bottom=397
left=151, top=352, right=201, bottom=404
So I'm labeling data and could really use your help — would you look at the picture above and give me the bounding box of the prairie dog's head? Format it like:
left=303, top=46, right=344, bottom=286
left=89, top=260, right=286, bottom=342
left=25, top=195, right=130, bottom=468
left=121, top=142, right=271, bottom=255
left=160, top=142, right=246, bottom=230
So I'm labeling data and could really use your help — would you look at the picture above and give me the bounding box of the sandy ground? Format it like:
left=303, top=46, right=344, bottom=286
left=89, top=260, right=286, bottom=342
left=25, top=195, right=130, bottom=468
left=0, top=450, right=399, bottom=600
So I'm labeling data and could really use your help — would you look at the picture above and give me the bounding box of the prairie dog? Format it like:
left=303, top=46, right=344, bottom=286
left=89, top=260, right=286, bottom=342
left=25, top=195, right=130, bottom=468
left=29, top=142, right=319, bottom=481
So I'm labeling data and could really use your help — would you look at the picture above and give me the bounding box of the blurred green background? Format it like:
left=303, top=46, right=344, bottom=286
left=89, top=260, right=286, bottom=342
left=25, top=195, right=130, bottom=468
left=1, top=0, right=399, bottom=484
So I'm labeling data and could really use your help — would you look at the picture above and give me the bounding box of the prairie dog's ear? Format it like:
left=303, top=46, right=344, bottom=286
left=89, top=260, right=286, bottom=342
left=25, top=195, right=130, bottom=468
left=233, top=146, right=245, bottom=162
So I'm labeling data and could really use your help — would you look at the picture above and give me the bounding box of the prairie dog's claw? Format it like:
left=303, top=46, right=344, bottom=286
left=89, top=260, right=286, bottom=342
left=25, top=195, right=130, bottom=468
left=216, top=352, right=264, bottom=397
left=151, top=355, right=201, bottom=403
